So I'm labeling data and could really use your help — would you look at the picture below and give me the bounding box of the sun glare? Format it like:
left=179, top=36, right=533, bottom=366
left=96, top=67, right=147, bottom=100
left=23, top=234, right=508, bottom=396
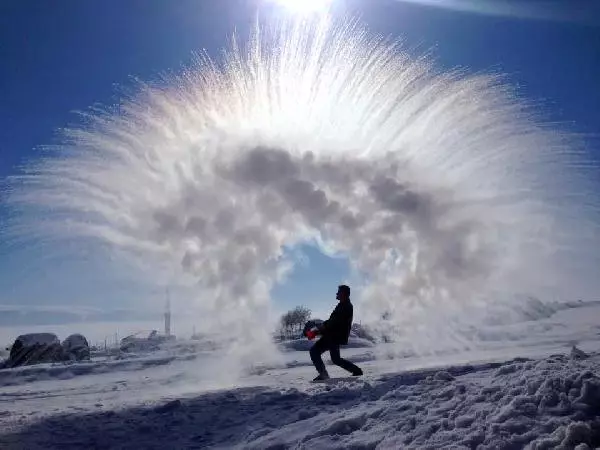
left=270, top=0, right=332, bottom=13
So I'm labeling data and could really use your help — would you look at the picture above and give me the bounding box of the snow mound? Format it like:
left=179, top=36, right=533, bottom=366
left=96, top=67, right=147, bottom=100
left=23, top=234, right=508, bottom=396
left=0, top=353, right=188, bottom=388
left=483, top=298, right=600, bottom=327
left=2, top=352, right=600, bottom=449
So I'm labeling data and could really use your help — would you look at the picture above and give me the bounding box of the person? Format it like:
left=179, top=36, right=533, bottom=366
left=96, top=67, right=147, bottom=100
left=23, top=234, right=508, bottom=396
left=309, top=284, right=363, bottom=381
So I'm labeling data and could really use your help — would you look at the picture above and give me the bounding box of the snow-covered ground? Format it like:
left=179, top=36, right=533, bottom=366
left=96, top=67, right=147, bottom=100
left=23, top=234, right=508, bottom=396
left=1, top=303, right=600, bottom=449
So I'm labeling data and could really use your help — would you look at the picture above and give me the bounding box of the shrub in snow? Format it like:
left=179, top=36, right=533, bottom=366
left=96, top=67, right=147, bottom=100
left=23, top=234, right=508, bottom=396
left=7, top=333, right=64, bottom=367
left=279, top=306, right=312, bottom=341
left=62, top=334, right=91, bottom=361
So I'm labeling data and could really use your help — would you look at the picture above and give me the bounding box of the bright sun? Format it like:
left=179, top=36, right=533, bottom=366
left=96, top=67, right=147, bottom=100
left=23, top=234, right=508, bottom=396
left=271, top=0, right=332, bottom=13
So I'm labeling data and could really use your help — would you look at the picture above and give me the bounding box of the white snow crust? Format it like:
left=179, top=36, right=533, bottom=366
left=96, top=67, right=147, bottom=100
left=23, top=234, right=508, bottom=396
left=1, top=304, right=600, bottom=449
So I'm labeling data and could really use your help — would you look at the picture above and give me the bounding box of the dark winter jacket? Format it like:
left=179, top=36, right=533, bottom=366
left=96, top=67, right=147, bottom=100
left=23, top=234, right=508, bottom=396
left=322, top=300, right=353, bottom=345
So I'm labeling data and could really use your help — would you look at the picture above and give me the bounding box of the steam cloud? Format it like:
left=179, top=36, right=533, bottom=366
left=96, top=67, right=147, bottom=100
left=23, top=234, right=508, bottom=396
left=6, top=16, right=600, bottom=356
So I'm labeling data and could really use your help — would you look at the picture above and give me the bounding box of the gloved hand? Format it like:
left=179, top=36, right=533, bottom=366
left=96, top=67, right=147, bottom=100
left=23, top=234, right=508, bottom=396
left=306, top=329, right=317, bottom=340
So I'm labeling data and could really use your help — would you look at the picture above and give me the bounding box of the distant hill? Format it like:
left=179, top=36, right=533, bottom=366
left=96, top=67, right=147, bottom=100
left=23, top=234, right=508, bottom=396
left=0, top=307, right=162, bottom=326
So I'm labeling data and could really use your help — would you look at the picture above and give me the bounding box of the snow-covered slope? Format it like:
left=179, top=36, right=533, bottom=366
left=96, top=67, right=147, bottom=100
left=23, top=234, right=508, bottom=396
left=1, top=303, right=600, bottom=449
left=1, top=352, right=599, bottom=449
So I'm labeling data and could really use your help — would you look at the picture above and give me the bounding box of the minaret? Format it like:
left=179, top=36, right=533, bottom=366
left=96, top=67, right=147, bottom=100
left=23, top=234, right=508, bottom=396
left=164, top=289, right=171, bottom=337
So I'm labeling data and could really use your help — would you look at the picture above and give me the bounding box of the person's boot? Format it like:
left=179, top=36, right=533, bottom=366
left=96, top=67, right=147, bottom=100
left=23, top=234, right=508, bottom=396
left=313, top=371, right=330, bottom=381
left=352, top=368, right=363, bottom=376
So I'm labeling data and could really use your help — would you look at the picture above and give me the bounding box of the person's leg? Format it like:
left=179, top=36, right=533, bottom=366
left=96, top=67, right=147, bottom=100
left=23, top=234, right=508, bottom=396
left=329, top=344, right=363, bottom=375
left=309, top=337, right=330, bottom=376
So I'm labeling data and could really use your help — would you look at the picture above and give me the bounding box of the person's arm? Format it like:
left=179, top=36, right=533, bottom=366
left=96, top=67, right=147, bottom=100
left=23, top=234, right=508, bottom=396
left=319, top=304, right=347, bottom=333
left=319, top=310, right=335, bottom=332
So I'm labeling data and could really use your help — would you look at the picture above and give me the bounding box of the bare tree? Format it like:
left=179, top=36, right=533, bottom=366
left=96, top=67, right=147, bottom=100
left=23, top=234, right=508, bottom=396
left=279, top=306, right=311, bottom=341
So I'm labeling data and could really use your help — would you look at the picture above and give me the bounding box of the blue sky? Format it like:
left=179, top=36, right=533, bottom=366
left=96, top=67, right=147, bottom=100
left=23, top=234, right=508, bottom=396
left=0, top=0, right=599, bottom=326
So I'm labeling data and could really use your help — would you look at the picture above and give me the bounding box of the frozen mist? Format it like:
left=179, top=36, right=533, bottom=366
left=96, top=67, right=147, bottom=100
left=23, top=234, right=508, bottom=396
left=5, top=14, right=600, bottom=356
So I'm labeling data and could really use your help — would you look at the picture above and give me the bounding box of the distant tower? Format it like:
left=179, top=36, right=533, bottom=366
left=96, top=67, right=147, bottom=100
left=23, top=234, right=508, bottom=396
left=164, top=289, right=171, bottom=337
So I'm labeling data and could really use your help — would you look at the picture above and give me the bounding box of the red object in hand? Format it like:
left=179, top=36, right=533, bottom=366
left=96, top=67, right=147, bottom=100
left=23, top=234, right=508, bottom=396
left=306, top=330, right=317, bottom=340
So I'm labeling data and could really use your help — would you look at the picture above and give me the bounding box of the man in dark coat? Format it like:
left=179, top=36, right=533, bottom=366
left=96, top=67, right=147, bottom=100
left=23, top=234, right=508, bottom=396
left=310, top=284, right=363, bottom=381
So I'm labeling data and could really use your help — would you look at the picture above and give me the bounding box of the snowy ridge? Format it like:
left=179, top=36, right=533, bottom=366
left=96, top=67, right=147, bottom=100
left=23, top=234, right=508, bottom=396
left=0, top=354, right=184, bottom=388
left=482, top=299, right=600, bottom=327
left=0, top=336, right=377, bottom=388
left=1, top=352, right=600, bottom=449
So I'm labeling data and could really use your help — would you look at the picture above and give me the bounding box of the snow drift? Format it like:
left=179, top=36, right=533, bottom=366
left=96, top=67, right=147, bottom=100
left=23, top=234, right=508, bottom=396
left=2, top=351, right=600, bottom=449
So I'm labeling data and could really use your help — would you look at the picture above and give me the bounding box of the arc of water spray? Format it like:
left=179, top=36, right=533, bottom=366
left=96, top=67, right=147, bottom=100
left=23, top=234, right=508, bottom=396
left=5, top=14, right=600, bottom=355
